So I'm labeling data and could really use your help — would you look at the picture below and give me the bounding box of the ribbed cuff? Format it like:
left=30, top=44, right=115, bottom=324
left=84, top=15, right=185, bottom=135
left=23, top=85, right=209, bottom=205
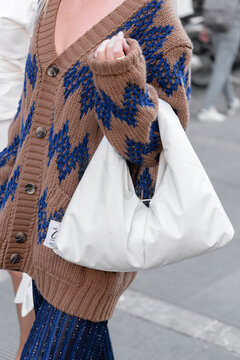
left=88, top=38, right=144, bottom=76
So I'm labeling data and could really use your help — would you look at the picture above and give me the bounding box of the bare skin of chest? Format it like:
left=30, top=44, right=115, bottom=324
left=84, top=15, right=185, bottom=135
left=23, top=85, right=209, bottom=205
left=54, top=0, right=125, bottom=56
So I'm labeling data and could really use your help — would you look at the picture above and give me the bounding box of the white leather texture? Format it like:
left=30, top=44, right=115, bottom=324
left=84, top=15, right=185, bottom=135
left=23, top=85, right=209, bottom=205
left=54, top=99, right=234, bottom=272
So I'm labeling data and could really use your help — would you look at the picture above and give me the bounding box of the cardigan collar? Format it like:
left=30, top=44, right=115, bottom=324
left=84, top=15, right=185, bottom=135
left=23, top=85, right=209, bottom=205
left=37, top=0, right=146, bottom=70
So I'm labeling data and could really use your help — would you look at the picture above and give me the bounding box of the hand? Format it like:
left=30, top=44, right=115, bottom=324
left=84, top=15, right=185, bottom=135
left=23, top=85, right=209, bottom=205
left=95, top=32, right=131, bottom=61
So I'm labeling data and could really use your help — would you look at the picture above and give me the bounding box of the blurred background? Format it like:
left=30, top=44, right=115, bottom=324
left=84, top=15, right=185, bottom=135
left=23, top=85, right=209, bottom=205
left=0, top=0, right=240, bottom=359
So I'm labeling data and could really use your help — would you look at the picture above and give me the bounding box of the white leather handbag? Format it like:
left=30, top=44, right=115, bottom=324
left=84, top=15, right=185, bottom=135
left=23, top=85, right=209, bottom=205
left=53, top=99, right=234, bottom=271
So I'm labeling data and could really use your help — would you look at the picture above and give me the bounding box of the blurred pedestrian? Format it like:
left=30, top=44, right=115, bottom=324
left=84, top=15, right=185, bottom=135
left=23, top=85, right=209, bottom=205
left=0, top=0, right=37, bottom=358
left=198, top=0, right=240, bottom=122
left=0, top=0, right=192, bottom=358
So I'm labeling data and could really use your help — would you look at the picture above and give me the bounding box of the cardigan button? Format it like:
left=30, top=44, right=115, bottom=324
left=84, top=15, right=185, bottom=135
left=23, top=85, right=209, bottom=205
left=10, top=253, right=21, bottom=264
left=15, top=232, right=27, bottom=243
left=36, top=126, right=47, bottom=138
left=25, top=183, right=36, bottom=195
left=47, top=64, right=59, bottom=77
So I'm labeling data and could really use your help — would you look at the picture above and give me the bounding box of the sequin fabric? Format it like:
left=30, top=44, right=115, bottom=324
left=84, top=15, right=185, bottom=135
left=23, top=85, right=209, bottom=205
left=20, top=281, right=115, bottom=360
left=0, top=0, right=192, bottom=321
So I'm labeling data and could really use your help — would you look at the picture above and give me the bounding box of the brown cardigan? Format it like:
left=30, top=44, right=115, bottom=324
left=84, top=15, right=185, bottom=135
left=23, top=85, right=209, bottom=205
left=0, top=0, right=192, bottom=321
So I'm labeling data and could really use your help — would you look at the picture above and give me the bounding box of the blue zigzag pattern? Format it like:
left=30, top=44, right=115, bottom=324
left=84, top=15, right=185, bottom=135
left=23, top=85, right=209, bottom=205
left=63, top=62, right=95, bottom=118
left=0, top=181, right=7, bottom=210
left=111, top=0, right=190, bottom=98
left=134, top=168, right=155, bottom=201
left=37, top=188, right=65, bottom=244
left=125, top=119, right=160, bottom=165
left=62, top=0, right=190, bottom=122
left=0, top=102, right=35, bottom=168
left=24, top=53, right=38, bottom=97
left=48, top=120, right=90, bottom=183
left=147, top=52, right=190, bottom=97
left=183, top=69, right=191, bottom=102
left=0, top=135, right=20, bottom=169
left=20, top=102, right=35, bottom=147
left=0, top=166, right=20, bottom=211
left=111, top=0, right=164, bottom=38
left=95, top=84, right=155, bottom=131
left=14, top=96, right=22, bottom=122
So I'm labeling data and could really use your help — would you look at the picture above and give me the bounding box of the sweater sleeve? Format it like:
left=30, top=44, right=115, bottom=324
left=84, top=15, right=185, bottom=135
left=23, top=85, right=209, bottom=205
left=88, top=37, right=192, bottom=167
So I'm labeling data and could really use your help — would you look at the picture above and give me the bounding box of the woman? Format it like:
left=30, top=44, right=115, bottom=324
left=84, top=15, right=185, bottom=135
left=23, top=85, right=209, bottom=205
left=0, top=0, right=37, bottom=358
left=0, top=0, right=192, bottom=357
left=198, top=0, right=240, bottom=122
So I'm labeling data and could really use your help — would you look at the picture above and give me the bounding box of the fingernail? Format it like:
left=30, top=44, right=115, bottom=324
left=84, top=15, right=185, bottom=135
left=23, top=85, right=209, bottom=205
left=117, top=31, right=124, bottom=38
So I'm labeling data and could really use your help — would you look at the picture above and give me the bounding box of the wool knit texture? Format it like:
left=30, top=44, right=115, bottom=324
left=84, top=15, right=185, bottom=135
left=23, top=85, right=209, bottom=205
left=0, top=0, right=192, bottom=321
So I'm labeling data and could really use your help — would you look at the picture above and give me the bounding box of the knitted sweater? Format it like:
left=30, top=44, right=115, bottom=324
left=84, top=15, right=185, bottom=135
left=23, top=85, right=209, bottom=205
left=0, top=0, right=192, bottom=321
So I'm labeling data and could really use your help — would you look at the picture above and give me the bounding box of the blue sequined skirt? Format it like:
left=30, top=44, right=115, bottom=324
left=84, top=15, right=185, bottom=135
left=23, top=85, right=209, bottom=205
left=20, top=280, right=114, bottom=359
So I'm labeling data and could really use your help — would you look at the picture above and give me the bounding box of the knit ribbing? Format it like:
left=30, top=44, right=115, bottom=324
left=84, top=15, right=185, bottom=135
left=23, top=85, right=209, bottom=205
left=0, top=0, right=192, bottom=320
left=34, top=267, right=136, bottom=321
left=88, top=38, right=143, bottom=76
left=37, top=0, right=146, bottom=69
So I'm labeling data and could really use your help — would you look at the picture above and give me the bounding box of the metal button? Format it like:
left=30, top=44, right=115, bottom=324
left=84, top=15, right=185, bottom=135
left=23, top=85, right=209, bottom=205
left=47, top=64, right=59, bottom=77
left=25, top=183, right=36, bottom=195
left=10, top=253, right=21, bottom=264
left=15, top=232, right=27, bottom=243
left=36, top=126, right=47, bottom=138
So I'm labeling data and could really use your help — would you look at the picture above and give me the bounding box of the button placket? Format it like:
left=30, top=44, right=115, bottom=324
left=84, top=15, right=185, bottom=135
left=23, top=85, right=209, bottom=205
left=6, top=58, right=61, bottom=270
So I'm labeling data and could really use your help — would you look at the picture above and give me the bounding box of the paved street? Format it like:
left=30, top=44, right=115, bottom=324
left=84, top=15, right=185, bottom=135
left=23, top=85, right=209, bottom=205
left=0, top=84, right=240, bottom=360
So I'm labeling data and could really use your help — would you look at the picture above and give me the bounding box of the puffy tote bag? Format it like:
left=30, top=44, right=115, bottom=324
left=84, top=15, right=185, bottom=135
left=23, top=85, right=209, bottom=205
left=52, top=99, right=234, bottom=271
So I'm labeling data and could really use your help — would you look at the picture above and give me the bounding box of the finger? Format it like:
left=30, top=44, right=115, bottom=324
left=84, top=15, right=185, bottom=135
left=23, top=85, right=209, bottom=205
left=95, top=39, right=110, bottom=60
left=113, top=38, right=125, bottom=60
left=95, top=39, right=111, bottom=60
left=106, top=37, right=116, bottom=61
